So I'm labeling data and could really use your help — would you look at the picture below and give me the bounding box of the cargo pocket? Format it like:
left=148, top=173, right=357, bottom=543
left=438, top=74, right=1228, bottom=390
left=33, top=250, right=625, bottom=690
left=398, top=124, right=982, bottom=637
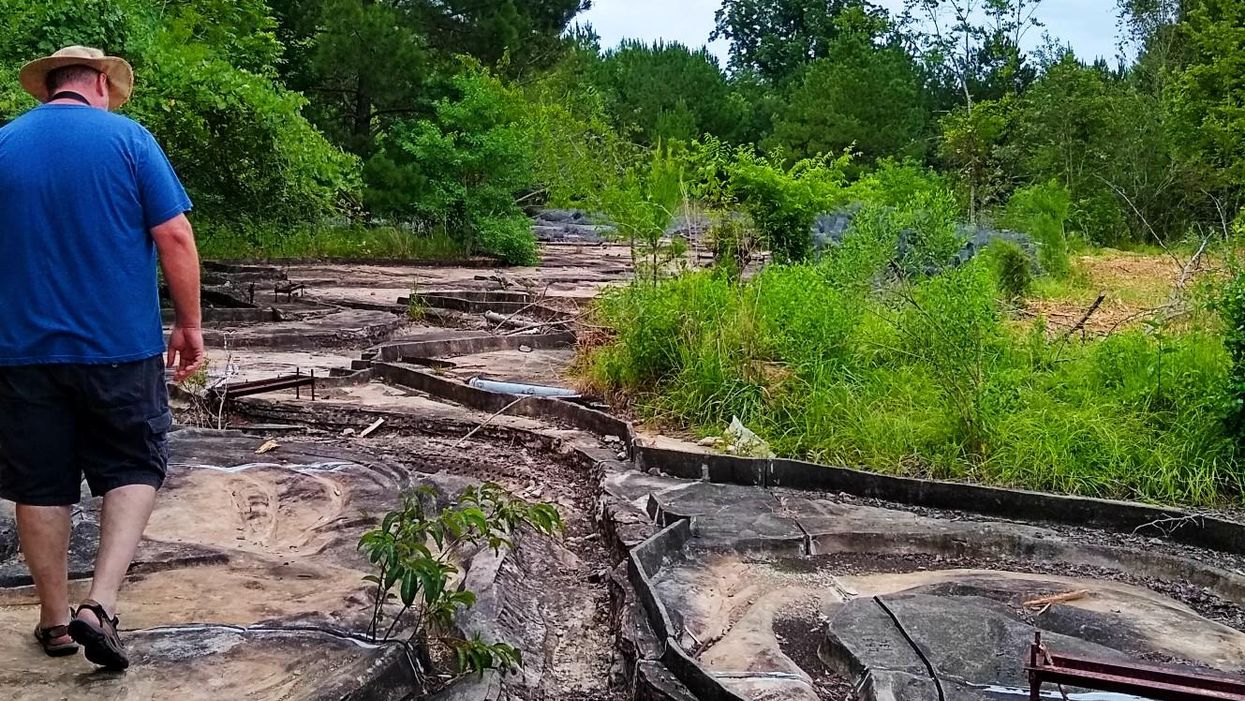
left=146, top=410, right=174, bottom=469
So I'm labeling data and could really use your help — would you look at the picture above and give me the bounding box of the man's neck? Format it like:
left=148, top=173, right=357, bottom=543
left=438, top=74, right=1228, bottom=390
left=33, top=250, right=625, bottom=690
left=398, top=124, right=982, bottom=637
left=47, top=90, right=98, bottom=108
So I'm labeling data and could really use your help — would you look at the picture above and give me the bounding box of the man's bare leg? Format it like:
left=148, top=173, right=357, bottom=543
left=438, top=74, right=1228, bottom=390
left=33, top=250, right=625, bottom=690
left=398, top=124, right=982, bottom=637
left=15, top=504, right=73, bottom=641
left=75, top=484, right=157, bottom=626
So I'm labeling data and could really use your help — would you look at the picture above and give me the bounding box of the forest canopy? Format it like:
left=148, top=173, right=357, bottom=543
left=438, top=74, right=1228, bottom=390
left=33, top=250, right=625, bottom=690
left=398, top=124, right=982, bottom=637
left=0, top=0, right=1240, bottom=259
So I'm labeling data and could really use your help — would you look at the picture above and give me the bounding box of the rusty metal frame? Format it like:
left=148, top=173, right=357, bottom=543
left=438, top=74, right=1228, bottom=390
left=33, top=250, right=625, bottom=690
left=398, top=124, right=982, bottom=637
left=210, top=369, right=316, bottom=401
left=1027, top=632, right=1245, bottom=700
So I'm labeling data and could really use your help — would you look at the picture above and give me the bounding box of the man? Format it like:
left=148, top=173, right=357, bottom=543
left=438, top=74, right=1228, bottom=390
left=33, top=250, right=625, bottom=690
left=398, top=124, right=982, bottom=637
left=0, top=46, right=203, bottom=670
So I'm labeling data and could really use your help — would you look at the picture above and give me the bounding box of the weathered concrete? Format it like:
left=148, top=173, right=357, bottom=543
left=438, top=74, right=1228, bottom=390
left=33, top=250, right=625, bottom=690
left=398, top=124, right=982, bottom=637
left=0, top=429, right=421, bottom=700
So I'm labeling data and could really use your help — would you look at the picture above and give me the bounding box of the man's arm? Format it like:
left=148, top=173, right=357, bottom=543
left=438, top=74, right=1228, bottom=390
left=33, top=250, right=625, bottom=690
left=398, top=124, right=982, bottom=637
left=151, top=213, right=204, bottom=383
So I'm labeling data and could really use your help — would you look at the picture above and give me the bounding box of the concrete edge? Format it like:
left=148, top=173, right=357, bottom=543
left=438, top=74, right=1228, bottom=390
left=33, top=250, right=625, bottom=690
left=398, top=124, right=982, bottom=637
left=627, top=519, right=748, bottom=701
left=373, top=362, right=631, bottom=444
left=374, top=332, right=577, bottom=363
left=637, top=446, right=1245, bottom=558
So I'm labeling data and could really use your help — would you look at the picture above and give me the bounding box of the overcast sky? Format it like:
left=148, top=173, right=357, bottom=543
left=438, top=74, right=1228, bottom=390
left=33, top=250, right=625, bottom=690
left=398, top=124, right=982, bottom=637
left=579, top=0, right=1123, bottom=66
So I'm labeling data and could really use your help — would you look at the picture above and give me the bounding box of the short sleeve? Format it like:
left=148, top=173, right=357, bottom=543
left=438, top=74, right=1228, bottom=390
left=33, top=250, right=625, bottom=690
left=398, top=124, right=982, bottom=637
left=137, top=130, right=192, bottom=230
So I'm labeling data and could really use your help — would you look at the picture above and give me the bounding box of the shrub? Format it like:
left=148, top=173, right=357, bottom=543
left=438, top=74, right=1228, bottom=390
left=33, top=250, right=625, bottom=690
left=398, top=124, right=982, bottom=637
left=598, top=146, right=686, bottom=285
left=1003, top=180, right=1072, bottom=278
left=364, top=66, right=538, bottom=265
left=359, top=483, right=562, bottom=689
left=846, top=159, right=952, bottom=210
left=1221, top=271, right=1245, bottom=450
left=725, top=149, right=850, bottom=263
left=585, top=228, right=1240, bottom=505
left=897, top=187, right=965, bottom=275
left=982, top=239, right=1033, bottom=300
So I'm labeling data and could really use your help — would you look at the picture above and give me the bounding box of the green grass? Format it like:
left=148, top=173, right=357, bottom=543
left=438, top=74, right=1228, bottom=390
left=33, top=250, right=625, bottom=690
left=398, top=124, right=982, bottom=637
left=584, top=258, right=1241, bottom=507
left=196, top=222, right=473, bottom=261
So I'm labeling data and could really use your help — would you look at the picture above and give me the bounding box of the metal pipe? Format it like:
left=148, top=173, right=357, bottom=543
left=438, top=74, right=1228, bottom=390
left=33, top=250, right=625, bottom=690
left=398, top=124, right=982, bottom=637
left=468, top=377, right=579, bottom=398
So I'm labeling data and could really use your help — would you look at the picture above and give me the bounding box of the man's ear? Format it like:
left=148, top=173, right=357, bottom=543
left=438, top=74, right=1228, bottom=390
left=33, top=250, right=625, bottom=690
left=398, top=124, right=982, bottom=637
left=97, top=71, right=110, bottom=99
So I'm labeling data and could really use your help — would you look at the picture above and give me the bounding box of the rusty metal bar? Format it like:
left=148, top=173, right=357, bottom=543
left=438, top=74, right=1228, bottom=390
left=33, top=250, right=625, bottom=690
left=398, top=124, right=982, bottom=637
left=209, top=373, right=317, bottom=400
left=1027, top=633, right=1245, bottom=701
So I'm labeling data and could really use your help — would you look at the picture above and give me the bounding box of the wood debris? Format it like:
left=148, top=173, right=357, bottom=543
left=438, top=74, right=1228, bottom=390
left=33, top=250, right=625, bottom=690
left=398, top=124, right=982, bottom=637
left=1023, top=590, right=1090, bottom=609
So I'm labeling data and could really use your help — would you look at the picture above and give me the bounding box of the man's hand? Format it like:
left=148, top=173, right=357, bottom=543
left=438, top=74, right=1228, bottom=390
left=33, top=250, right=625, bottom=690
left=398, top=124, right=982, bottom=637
left=166, top=325, right=205, bottom=383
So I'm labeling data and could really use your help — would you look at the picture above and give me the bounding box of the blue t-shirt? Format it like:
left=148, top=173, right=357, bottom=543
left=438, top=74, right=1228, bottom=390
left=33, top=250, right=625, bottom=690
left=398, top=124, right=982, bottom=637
left=0, top=104, right=191, bottom=365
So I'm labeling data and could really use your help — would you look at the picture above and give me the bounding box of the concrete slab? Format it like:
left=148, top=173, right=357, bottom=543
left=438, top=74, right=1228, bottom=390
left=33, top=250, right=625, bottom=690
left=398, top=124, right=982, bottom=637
left=0, top=430, right=422, bottom=700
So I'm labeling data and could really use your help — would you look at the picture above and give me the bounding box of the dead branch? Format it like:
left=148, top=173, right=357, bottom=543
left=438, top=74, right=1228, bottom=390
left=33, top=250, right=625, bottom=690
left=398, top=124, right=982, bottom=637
left=452, top=398, right=525, bottom=449
left=501, top=318, right=575, bottom=336
left=1095, top=175, right=1184, bottom=271
left=1058, top=293, right=1106, bottom=343
left=1131, top=513, right=1204, bottom=536
left=1023, top=590, right=1090, bottom=608
left=1175, top=236, right=1211, bottom=293
left=490, top=282, right=553, bottom=333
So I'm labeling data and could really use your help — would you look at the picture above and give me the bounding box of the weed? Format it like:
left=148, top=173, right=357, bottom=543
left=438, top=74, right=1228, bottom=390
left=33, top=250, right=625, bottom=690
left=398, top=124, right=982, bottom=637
left=196, top=221, right=471, bottom=262
left=358, top=483, right=562, bottom=689
left=583, top=225, right=1240, bottom=506
left=983, top=239, right=1034, bottom=301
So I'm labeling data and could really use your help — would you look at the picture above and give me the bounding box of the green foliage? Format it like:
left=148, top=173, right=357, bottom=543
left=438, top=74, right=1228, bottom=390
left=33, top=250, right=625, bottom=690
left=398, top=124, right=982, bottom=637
left=846, top=159, right=952, bottom=209
left=133, top=28, right=359, bottom=223
left=358, top=483, right=562, bottom=684
left=712, top=0, right=879, bottom=85
left=595, top=40, right=744, bottom=144
left=898, top=186, right=965, bottom=274
left=726, top=149, right=850, bottom=263
left=982, top=239, right=1033, bottom=300
left=1011, top=52, right=1189, bottom=246
left=937, top=98, right=1016, bottom=221
left=1001, top=181, right=1071, bottom=277
left=0, top=0, right=360, bottom=226
left=585, top=211, right=1241, bottom=506
left=269, top=0, right=430, bottom=156
left=195, top=222, right=469, bottom=261
left=1172, top=0, right=1245, bottom=193
left=1220, top=271, right=1245, bottom=450
left=599, top=146, right=687, bottom=285
left=770, top=7, right=928, bottom=163
left=364, top=67, right=538, bottom=265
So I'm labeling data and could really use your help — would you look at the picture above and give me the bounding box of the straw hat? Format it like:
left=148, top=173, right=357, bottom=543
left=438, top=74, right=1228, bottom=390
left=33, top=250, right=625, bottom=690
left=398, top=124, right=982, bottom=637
left=18, top=46, right=134, bottom=110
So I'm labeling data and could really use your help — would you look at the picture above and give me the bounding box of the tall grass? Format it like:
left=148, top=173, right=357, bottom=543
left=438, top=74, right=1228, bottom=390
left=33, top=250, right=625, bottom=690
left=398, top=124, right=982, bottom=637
left=196, top=221, right=471, bottom=261
left=584, top=225, right=1240, bottom=506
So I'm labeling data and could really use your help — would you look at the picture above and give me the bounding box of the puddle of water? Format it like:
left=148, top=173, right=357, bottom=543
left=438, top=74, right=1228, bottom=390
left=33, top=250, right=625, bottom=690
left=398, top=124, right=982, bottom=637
left=983, top=686, right=1148, bottom=701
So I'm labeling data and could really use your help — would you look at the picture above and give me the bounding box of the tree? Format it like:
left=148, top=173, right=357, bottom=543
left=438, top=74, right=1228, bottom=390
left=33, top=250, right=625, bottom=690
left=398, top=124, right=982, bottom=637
left=409, top=0, right=588, bottom=75
left=770, top=7, right=929, bottom=163
left=712, top=0, right=877, bottom=85
left=363, top=67, right=540, bottom=264
left=270, top=0, right=588, bottom=156
left=0, top=0, right=359, bottom=224
left=902, top=0, right=1043, bottom=108
left=1168, top=0, right=1245, bottom=200
left=595, top=40, right=744, bottom=144
left=1011, top=52, right=1193, bottom=244
left=938, top=97, right=1015, bottom=220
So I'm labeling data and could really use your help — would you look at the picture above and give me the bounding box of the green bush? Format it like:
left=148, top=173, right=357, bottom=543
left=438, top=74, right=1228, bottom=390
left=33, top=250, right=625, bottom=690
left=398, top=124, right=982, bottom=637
left=982, top=239, right=1033, bottom=300
left=846, top=159, right=952, bottom=210
left=364, top=66, right=538, bottom=265
left=359, top=483, right=561, bottom=688
left=1003, top=180, right=1073, bottom=278
left=1220, top=271, right=1245, bottom=450
left=725, top=149, right=849, bottom=263
left=898, top=187, right=964, bottom=275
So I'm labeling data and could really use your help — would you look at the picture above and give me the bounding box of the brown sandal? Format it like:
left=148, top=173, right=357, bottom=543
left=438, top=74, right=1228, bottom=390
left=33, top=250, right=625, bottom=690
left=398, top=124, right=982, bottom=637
left=33, top=623, right=79, bottom=657
left=68, top=599, right=128, bottom=670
